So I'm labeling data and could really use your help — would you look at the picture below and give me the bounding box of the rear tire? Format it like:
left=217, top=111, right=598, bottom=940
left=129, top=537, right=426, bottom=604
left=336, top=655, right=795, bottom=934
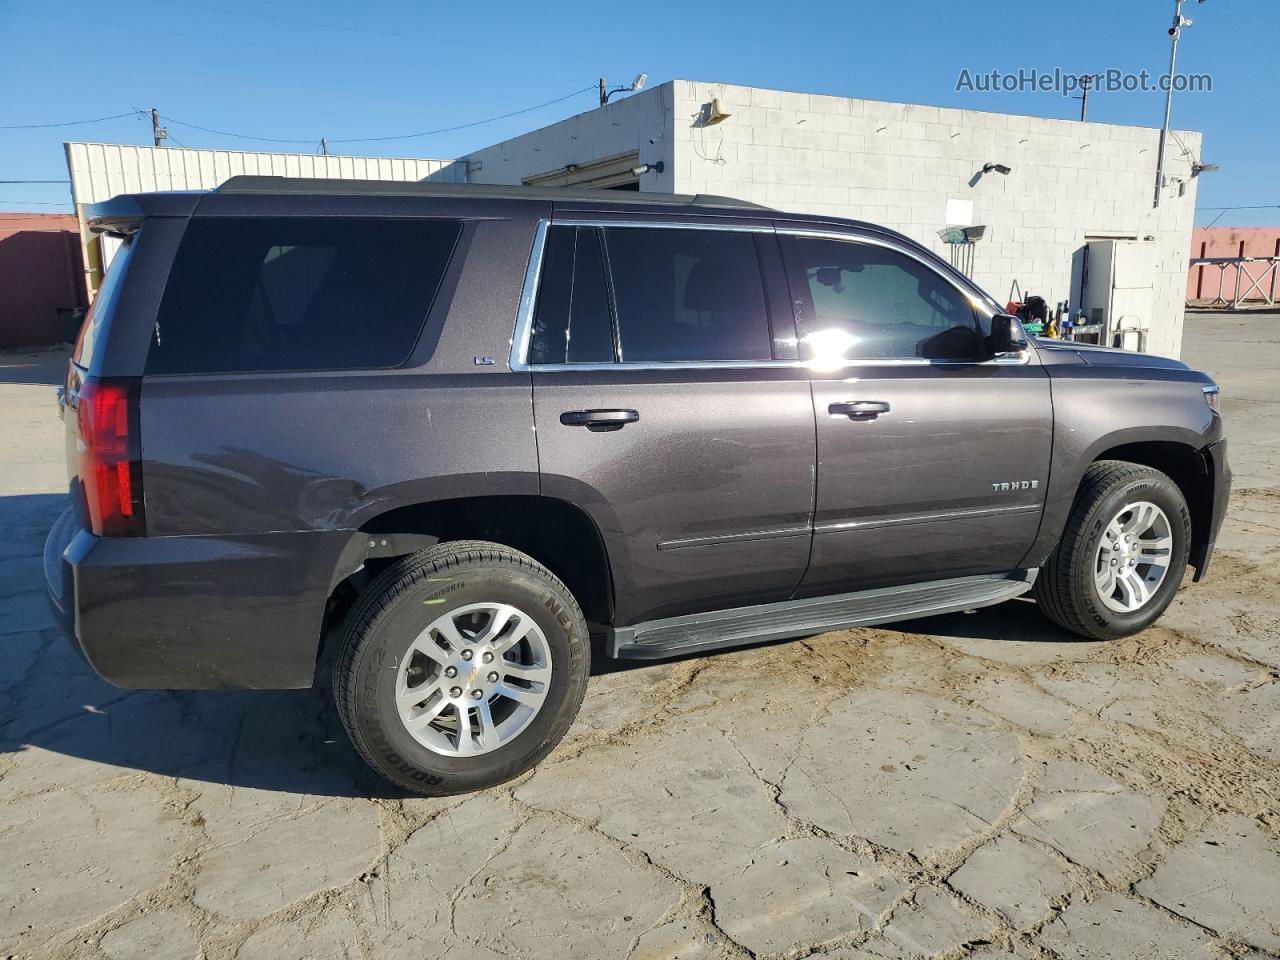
left=1033, top=461, right=1191, bottom=640
left=333, top=540, right=589, bottom=795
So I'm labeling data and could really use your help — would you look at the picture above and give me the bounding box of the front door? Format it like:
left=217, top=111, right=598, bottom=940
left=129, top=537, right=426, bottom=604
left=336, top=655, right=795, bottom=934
left=525, top=220, right=816, bottom=625
left=778, top=230, right=1052, bottom=597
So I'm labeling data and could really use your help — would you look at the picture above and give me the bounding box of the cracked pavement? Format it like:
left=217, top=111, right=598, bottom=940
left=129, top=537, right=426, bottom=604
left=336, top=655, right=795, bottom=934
left=2, top=310, right=1278, bottom=960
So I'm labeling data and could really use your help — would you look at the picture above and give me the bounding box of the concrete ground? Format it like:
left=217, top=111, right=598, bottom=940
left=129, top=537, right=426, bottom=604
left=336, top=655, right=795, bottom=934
left=1, top=312, right=1278, bottom=960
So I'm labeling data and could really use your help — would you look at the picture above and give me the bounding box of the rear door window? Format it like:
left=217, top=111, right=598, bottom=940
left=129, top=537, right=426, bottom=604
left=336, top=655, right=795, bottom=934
left=604, top=227, right=773, bottom=363
left=146, top=217, right=460, bottom=374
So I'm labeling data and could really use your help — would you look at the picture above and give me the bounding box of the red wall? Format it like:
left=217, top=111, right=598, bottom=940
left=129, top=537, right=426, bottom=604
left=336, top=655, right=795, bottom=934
left=0, top=212, right=87, bottom=348
left=1188, top=226, right=1280, bottom=302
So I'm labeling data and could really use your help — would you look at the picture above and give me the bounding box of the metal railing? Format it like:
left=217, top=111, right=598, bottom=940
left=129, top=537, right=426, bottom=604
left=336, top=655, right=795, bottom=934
left=1188, top=257, right=1280, bottom=309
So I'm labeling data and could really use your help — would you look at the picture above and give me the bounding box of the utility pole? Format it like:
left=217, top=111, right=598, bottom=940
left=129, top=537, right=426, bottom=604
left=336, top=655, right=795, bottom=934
left=320, top=138, right=329, bottom=156
left=150, top=108, right=167, bottom=147
left=1077, top=75, right=1092, bottom=122
left=1154, top=0, right=1194, bottom=208
left=598, top=77, right=606, bottom=107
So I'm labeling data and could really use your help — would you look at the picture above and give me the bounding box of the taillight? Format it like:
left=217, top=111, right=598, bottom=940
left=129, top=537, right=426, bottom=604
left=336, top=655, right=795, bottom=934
left=76, top=377, right=145, bottom=537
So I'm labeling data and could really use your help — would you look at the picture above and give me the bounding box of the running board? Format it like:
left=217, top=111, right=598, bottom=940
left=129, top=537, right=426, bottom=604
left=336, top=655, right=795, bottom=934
left=605, top=570, right=1037, bottom=659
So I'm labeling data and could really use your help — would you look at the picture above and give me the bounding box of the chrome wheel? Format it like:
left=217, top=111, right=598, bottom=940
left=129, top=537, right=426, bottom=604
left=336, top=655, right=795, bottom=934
left=1094, top=501, right=1174, bottom=613
left=396, top=602, right=553, bottom=757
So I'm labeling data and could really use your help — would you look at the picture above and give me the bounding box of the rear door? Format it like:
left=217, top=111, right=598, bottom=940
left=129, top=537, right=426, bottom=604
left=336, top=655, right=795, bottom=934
left=778, top=228, right=1052, bottom=596
left=524, top=218, right=816, bottom=626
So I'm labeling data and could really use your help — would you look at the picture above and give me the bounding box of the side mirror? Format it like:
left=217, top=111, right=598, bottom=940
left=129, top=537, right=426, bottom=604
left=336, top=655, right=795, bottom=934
left=989, top=314, right=1029, bottom=356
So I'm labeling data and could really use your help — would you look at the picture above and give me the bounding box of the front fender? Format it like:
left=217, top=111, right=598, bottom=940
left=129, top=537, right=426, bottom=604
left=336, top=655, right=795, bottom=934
left=1023, top=367, right=1221, bottom=568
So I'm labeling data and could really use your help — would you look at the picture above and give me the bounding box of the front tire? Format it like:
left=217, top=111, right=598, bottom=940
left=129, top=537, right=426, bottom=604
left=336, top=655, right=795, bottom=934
left=1033, top=461, right=1191, bottom=640
left=333, top=540, right=589, bottom=795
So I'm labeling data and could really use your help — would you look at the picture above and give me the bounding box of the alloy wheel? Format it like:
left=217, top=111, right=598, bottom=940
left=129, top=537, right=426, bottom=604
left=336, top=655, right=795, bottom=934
left=1093, top=500, right=1174, bottom=614
left=396, top=602, right=552, bottom=756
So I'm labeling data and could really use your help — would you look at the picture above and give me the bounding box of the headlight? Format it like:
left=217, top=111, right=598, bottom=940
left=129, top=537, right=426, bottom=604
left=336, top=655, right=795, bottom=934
left=1203, top=383, right=1221, bottom=414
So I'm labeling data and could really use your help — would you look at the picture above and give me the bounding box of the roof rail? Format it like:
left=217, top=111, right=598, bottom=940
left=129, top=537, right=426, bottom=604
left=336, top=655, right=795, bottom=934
left=215, top=176, right=768, bottom=210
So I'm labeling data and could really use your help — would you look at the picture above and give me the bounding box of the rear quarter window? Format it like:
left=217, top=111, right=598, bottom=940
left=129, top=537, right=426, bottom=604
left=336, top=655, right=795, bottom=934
left=73, top=237, right=134, bottom=371
left=146, top=217, right=460, bottom=374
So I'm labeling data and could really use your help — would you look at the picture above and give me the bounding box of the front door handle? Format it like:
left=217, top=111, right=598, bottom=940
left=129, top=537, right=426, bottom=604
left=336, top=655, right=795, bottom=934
left=829, top=400, right=891, bottom=421
left=560, top=408, right=640, bottom=431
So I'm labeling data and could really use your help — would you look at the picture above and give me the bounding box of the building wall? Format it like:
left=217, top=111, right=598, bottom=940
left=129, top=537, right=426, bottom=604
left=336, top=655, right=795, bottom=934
left=463, top=87, right=676, bottom=193
left=64, top=142, right=461, bottom=206
left=670, top=81, right=1201, bottom=358
left=1187, top=226, right=1280, bottom=302
left=0, top=213, right=86, bottom=348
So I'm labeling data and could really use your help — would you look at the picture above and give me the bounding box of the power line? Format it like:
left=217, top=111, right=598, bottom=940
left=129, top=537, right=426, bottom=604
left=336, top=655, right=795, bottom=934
left=161, top=85, right=595, bottom=146
left=0, top=83, right=596, bottom=151
left=0, top=110, right=143, bottom=130
left=1195, top=204, right=1280, bottom=211
left=0, top=179, right=70, bottom=184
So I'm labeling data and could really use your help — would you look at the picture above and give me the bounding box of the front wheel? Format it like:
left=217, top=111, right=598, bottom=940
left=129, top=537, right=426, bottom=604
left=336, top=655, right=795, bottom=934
left=1033, top=461, right=1191, bottom=640
left=333, top=540, right=589, bottom=795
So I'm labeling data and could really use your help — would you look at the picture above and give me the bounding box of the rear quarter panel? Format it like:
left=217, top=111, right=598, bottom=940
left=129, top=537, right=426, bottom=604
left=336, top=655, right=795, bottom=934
left=139, top=208, right=544, bottom=536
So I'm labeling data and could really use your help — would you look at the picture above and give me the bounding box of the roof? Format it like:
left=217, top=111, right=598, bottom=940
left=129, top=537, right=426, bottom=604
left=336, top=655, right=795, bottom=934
left=215, top=175, right=769, bottom=211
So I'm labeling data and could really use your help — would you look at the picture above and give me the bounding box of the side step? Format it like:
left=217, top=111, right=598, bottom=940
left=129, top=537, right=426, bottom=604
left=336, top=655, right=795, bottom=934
left=605, top=570, right=1037, bottom=659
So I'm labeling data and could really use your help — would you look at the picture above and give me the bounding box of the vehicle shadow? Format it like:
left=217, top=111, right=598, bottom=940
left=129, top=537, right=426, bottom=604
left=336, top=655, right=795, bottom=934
left=878, top=595, right=1092, bottom=644
left=591, top=595, right=1090, bottom=677
left=4, top=486, right=1081, bottom=798
left=0, top=494, right=404, bottom=798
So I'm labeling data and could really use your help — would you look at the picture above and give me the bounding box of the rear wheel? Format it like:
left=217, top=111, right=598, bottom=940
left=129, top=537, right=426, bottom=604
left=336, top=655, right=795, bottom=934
left=1033, top=461, right=1191, bottom=640
left=333, top=540, right=589, bottom=795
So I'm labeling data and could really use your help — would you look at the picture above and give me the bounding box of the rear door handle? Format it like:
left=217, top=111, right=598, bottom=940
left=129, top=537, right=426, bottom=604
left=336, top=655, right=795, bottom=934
left=560, top=408, right=640, bottom=431
left=829, top=400, right=891, bottom=421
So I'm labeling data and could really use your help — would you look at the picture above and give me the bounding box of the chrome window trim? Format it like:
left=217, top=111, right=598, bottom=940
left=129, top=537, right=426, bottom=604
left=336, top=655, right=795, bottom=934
left=509, top=218, right=551, bottom=370
left=509, top=218, right=1032, bottom=373
left=553, top=218, right=776, bottom=234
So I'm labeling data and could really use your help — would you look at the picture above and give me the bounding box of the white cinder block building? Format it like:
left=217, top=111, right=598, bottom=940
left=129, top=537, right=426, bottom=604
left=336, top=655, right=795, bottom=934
left=464, top=80, right=1202, bottom=358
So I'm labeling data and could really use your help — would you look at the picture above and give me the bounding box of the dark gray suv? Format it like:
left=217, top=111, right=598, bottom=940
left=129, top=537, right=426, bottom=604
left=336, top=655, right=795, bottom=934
left=45, top=177, right=1230, bottom=794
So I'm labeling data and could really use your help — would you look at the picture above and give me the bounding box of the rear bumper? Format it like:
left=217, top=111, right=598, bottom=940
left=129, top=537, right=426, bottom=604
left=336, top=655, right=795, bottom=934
left=1191, top=437, right=1231, bottom=582
left=44, top=506, right=351, bottom=689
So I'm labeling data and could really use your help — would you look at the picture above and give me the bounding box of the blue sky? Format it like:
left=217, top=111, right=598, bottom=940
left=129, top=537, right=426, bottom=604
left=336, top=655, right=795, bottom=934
left=2, top=0, right=1276, bottom=226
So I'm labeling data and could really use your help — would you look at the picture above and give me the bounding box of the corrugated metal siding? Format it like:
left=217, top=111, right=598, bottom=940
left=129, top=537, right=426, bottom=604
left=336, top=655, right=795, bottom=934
left=64, top=141, right=464, bottom=206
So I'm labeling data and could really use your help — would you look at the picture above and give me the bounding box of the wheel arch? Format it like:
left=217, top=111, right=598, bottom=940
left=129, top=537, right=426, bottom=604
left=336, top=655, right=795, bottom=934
left=1026, top=425, right=1218, bottom=576
left=1087, top=440, right=1214, bottom=576
left=324, top=495, right=615, bottom=643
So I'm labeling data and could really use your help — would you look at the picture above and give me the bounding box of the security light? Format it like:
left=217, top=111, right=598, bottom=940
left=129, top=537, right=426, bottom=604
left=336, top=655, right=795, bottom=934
left=1191, top=162, right=1219, bottom=175
left=630, top=161, right=665, bottom=177
left=601, top=72, right=650, bottom=105
left=982, top=162, right=1012, bottom=175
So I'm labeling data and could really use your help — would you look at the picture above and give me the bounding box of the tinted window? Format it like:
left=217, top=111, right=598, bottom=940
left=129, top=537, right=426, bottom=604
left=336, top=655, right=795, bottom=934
left=785, top=236, right=982, bottom=362
left=529, top=226, right=614, bottom=364
left=73, top=237, right=134, bottom=371
left=605, top=228, right=772, bottom=363
left=147, top=217, right=460, bottom=374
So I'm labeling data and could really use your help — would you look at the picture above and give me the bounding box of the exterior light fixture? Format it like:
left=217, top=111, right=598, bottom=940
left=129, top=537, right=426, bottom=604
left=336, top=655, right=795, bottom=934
left=600, top=73, right=649, bottom=106
left=982, top=162, right=1012, bottom=175
left=1191, top=162, right=1219, bottom=176
left=630, top=161, right=665, bottom=177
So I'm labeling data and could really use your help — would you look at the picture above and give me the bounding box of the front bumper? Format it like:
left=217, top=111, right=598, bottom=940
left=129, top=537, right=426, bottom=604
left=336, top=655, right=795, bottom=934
left=1191, top=437, right=1231, bottom=581
left=44, top=506, right=351, bottom=689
